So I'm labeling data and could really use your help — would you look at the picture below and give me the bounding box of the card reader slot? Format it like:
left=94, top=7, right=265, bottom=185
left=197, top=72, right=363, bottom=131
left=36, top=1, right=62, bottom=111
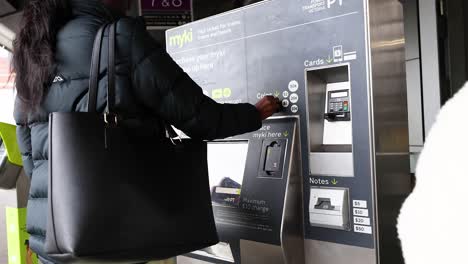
left=258, top=139, right=286, bottom=179
left=264, top=142, right=282, bottom=174
left=324, top=112, right=351, bottom=122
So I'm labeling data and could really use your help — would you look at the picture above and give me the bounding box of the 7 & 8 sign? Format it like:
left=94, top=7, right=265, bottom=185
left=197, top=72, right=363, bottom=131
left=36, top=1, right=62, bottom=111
left=140, top=0, right=193, bottom=29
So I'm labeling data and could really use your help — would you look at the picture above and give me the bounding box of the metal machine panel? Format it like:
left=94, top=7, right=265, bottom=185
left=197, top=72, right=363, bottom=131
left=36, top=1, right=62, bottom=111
left=181, top=117, right=302, bottom=264
left=369, top=0, right=410, bottom=263
left=418, top=0, right=442, bottom=134
left=309, top=153, right=353, bottom=177
left=304, top=239, right=376, bottom=264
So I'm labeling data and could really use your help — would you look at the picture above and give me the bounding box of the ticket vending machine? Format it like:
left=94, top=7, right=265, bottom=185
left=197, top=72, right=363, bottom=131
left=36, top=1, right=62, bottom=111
left=166, top=0, right=410, bottom=263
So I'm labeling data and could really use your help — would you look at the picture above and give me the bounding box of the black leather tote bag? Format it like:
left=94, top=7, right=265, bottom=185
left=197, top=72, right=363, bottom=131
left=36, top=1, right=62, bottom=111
left=45, top=23, right=218, bottom=263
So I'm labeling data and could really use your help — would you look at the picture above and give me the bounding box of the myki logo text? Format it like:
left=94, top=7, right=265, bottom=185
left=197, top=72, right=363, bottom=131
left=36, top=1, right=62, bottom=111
left=169, top=29, right=193, bottom=48
left=327, top=0, right=343, bottom=8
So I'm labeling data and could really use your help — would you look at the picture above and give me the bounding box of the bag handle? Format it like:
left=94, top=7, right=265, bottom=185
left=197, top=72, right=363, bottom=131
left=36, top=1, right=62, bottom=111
left=104, top=22, right=117, bottom=125
left=108, top=22, right=181, bottom=140
left=88, top=23, right=109, bottom=113
left=108, top=22, right=116, bottom=114
left=87, top=22, right=118, bottom=125
left=90, top=22, right=182, bottom=141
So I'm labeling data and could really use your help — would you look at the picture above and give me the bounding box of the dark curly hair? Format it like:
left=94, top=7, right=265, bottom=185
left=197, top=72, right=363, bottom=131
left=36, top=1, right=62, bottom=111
left=12, top=0, right=72, bottom=111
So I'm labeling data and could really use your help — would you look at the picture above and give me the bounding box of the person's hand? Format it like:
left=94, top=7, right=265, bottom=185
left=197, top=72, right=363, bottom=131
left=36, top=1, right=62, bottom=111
left=255, top=96, right=281, bottom=120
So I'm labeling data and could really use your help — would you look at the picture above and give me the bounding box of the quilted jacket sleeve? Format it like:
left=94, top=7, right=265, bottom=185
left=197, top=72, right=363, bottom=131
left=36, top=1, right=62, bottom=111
left=130, top=20, right=261, bottom=140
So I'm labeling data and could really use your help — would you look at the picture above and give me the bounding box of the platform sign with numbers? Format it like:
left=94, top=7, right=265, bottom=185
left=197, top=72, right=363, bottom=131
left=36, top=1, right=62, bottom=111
left=140, top=0, right=193, bottom=29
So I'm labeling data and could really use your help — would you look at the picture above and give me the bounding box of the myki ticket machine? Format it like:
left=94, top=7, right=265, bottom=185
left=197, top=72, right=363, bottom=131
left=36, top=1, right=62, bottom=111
left=166, top=0, right=410, bottom=264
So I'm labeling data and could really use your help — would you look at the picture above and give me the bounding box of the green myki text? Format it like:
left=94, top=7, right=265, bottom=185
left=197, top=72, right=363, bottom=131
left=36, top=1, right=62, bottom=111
left=169, top=29, right=193, bottom=48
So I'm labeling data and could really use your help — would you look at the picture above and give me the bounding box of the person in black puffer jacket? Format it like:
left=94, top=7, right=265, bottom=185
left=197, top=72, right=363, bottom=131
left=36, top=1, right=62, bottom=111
left=11, top=0, right=280, bottom=263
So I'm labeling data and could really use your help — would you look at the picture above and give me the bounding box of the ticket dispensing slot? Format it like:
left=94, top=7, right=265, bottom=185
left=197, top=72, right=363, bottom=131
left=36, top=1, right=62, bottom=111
left=309, top=187, right=350, bottom=230
left=306, top=64, right=354, bottom=177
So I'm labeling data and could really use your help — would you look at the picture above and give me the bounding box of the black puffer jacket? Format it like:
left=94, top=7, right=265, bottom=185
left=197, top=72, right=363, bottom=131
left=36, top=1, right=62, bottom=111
left=14, top=0, right=261, bottom=262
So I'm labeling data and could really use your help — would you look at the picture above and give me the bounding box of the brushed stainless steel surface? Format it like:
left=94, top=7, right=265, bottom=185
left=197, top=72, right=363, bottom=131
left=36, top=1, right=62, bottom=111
left=240, top=240, right=284, bottom=264
left=403, top=0, right=424, bottom=174
left=403, top=0, right=420, bottom=61
left=304, top=239, right=376, bottom=264
left=178, top=239, right=293, bottom=264
left=405, top=59, right=424, bottom=149
left=309, top=153, right=354, bottom=177
left=418, top=0, right=442, bottom=135
left=368, top=0, right=410, bottom=264
left=306, top=70, right=327, bottom=154
left=178, top=117, right=304, bottom=264
left=280, top=118, right=305, bottom=264
left=405, top=58, right=424, bottom=174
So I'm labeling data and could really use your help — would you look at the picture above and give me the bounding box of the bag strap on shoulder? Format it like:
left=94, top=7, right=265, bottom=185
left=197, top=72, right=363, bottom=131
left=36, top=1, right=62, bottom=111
left=88, top=23, right=109, bottom=113
left=88, top=21, right=182, bottom=141
left=108, top=22, right=117, bottom=114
